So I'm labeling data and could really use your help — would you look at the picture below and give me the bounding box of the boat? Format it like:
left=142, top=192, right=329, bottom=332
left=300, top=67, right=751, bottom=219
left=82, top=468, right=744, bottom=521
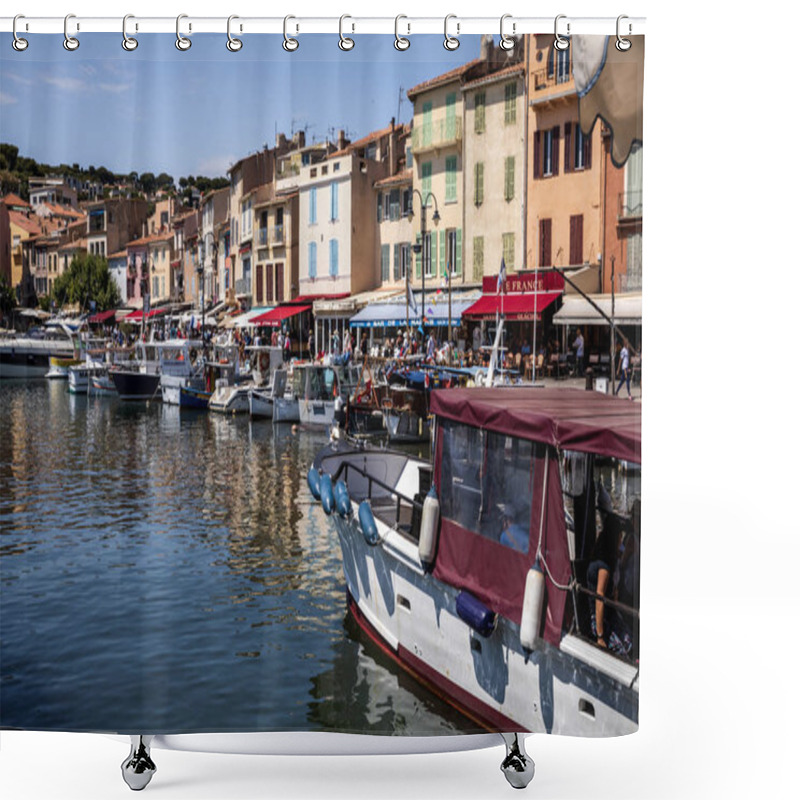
left=89, top=370, right=117, bottom=397
left=67, top=360, right=107, bottom=394
left=155, top=340, right=205, bottom=406
left=207, top=343, right=248, bottom=414
left=0, top=321, right=80, bottom=378
left=45, top=354, right=81, bottom=379
left=249, top=368, right=288, bottom=419
left=310, top=387, right=640, bottom=737
left=272, top=361, right=305, bottom=424
left=297, top=362, right=361, bottom=428
left=109, top=342, right=161, bottom=401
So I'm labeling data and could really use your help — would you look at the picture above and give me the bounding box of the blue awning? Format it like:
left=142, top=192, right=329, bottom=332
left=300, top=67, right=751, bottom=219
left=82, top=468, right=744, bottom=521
left=349, top=292, right=480, bottom=328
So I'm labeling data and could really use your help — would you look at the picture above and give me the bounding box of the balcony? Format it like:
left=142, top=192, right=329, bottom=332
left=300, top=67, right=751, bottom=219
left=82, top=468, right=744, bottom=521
left=618, top=191, right=643, bottom=219
left=272, top=224, right=285, bottom=245
left=410, top=118, right=462, bottom=154
left=258, top=228, right=268, bottom=246
left=613, top=271, right=642, bottom=293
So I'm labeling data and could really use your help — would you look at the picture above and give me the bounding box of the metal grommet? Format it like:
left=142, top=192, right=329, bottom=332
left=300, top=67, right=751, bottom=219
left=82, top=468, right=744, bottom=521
left=63, top=14, right=79, bottom=51
left=122, top=14, right=138, bottom=51
left=616, top=15, right=632, bottom=52
left=227, top=15, right=242, bottom=52
left=554, top=14, right=570, bottom=51
left=12, top=15, right=29, bottom=52
left=176, top=14, right=191, bottom=51
left=444, top=14, right=460, bottom=51
left=394, top=15, right=410, bottom=51
left=339, top=15, right=354, bottom=51
left=283, top=15, right=299, bottom=52
left=499, top=14, right=515, bottom=51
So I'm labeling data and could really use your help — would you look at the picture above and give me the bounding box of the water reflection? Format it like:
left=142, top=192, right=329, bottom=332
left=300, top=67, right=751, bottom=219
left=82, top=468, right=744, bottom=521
left=0, top=382, right=462, bottom=735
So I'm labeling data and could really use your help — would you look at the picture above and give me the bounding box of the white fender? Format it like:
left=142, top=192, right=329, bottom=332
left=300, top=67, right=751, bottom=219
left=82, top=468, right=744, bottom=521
left=520, top=564, right=545, bottom=651
left=418, top=490, right=440, bottom=568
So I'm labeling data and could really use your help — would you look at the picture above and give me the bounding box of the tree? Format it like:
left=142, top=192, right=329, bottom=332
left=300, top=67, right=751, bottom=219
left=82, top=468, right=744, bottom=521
left=51, top=253, right=121, bottom=312
left=0, top=275, right=16, bottom=319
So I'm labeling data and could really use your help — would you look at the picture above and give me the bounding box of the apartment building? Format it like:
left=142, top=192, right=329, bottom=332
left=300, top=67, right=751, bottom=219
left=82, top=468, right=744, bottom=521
left=85, top=197, right=148, bottom=261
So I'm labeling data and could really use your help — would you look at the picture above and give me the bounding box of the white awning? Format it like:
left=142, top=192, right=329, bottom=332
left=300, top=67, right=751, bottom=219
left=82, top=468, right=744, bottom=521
left=553, top=293, right=642, bottom=326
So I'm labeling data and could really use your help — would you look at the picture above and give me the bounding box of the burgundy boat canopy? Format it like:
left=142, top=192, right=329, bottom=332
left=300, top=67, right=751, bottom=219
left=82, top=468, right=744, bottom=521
left=430, top=387, right=641, bottom=464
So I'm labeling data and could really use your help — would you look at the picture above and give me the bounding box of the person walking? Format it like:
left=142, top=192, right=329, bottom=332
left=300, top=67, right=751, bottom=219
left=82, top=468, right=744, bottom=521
left=615, top=340, right=632, bottom=399
left=572, top=328, right=585, bottom=376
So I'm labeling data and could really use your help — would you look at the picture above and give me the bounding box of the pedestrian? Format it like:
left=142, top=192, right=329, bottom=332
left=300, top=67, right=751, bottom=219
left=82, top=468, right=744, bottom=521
left=308, top=330, right=314, bottom=360
left=615, top=340, right=632, bottom=399
left=572, top=328, right=585, bottom=376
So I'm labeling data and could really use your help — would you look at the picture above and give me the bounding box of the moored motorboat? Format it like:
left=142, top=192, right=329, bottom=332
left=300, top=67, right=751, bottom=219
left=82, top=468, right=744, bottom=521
left=311, top=387, right=641, bottom=737
left=298, top=362, right=361, bottom=428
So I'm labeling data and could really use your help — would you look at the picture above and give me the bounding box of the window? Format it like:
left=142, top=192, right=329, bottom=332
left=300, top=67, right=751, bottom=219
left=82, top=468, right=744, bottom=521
left=473, top=237, right=484, bottom=280
left=330, top=181, right=339, bottom=221
left=266, top=263, right=274, bottom=303
left=381, top=244, right=390, bottom=282
left=309, top=187, right=317, bottom=224
left=534, top=128, right=559, bottom=178
left=504, top=83, right=517, bottom=124
left=256, top=263, right=264, bottom=304
left=424, top=231, right=435, bottom=278
left=565, top=122, right=592, bottom=172
left=474, top=162, right=484, bottom=206
left=502, top=233, right=515, bottom=270
left=242, top=198, right=253, bottom=239
left=539, top=218, right=552, bottom=267
left=439, top=419, right=536, bottom=554
left=399, top=242, right=411, bottom=279
left=402, top=188, right=412, bottom=217
left=504, top=157, right=515, bottom=201
left=308, top=241, right=317, bottom=279
left=569, top=215, right=584, bottom=265
left=329, top=239, right=339, bottom=276
left=474, top=92, right=486, bottom=133
left=389, top=189, right=401, bottom=221
left=626, top=232, right=642, bottom=290
left=376, top=193, right=383, bottom=223
left=445, top=156, right=457, bottom=203
left=393, top=244, right=401, bottom=281
left=445, top=93, right=457, bottom=139
left=557, top=48, right=570, bottom=83
left=422, top=101, right=433, bottom=146
left=543, top=130, right=553, bottom=176
left=421, top=162, right=432, bottom=197
left=445, top=229, right=459, bottom=277
left=276, top=263, right=284, bottom=300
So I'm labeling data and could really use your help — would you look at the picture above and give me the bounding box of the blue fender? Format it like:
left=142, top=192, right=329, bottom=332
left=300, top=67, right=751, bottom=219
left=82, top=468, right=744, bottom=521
left=320, top=473, right=335, bottom=516
left=334, top=480, right=352, bottom=517
left=307, top=466, right=321, bottom=500
left=358, top=501, right=380, bottom=545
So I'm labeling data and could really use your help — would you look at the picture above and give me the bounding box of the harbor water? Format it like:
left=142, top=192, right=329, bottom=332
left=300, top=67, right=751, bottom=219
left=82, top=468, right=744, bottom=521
left=0, top=380, right=472, bottom=735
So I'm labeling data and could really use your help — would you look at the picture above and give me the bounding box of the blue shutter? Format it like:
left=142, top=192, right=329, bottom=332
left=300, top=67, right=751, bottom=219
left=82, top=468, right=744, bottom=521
left=329, top=239, right=338, bottom=276
left=331, top=182, right=338, bottom=221
left=309, top=188, right=317, bottom=224
left=309, top=241, right=317, bottom=278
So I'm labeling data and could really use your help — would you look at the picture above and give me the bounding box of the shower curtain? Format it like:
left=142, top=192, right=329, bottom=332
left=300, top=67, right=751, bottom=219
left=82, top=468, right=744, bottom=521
left=1, top=17, right=644, bottom=785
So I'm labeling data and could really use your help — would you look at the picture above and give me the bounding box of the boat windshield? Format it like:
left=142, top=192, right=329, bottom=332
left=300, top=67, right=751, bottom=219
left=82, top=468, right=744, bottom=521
left=439, top=418, right=535, bottom=554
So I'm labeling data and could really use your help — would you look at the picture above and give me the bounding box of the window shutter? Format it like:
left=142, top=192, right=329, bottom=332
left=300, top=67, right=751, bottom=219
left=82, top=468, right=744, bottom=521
left=377, top=194, right=382, bottom=223
left=430, top=231, right=437, bottom=276
left=504, top=157, right=515, bottom=201
left=584, top=130, right=592, bottom=170
left=533, top=132, right=541, bottom=179
left=415, top=234, right=421, bottom=277
left=256, top=263, right=263, bottom=304
left=552, top=127, right=560, bottom=177
left=394, top=243, right=401, bottom=281
left=440, top=229, right=446, bottom=275
left=456, top=228, right=462, bottom=275
left=475, top=162, right=484, bottom=205
left=331, top=239, right=339, bottom=276
left=331, top=182, right=338, bottom=220
left=564, top=122, right=572, bottom=173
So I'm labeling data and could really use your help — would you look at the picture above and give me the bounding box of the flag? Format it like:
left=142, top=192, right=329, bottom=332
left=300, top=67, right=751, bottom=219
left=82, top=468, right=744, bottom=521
left=443, top=258, right=450, bottom=284
left=407, top=282, right=418, bottom=316
left=496, top=257, right=507, bottom=293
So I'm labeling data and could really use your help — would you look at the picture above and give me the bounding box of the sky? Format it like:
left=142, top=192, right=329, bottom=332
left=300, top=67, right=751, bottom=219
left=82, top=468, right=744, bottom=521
left=1, top=33, right=480, bottom=181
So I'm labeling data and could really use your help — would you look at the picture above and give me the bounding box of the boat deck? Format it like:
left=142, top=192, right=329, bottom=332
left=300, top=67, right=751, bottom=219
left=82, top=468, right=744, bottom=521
left=370, top=497, right=417, bottom=541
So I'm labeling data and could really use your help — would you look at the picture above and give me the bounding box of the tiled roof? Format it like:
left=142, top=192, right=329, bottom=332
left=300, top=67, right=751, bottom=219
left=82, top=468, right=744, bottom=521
left=328, top=122, right=410, bottom=158
left=374, top=169, right=413, bottom=189
left=461, top=63, right=525, bottom=90
left=3, top=192, right=30, bottom=209
left=108, top=250, right=128, bottom=259
left=43, top=201, right=84, bottom=219
left=59, top=237, right=87, bottom=251
left=407, top=58, right=481, bottom=98
left=126, top=231, right=172, bottom=247
left=9, top=210, right=44, bottom=235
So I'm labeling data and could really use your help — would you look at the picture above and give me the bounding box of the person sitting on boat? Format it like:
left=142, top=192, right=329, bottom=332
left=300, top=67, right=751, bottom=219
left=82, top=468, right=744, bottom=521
left=586, top=484, right=635, bottom=658
left=499, top=502, right=529, bottom=553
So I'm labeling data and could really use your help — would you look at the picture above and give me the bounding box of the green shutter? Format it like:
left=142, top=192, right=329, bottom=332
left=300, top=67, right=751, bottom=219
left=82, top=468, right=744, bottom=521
left=505, top=83, right=517, bottom=125
left=456, top=228, right=462, bottom=275
left=430, top=232, right=437, bottom=277
left=445, top=156, right=457, bottom=203
left=446, top=93, right=456, bottom=140
left=475, top=162, right=484, bottom=205
left=504, top=157, right=515, bottom=201
left=439, top=230, right=446, bottom=276
left=475, top=92, right=486, bottom=134
left=422, top=162, right=432, bottom=197
left=394, top=243, right=401, bottom=281
left=415, top=233, right=421, bottom=277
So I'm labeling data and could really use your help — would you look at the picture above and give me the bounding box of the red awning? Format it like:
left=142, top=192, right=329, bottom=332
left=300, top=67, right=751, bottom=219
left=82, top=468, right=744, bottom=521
left=249, top=304, right=312, bottom=327
left=88, top=309, right=117, bottom=324
left=124, top=307, right=169, bottom=321
left=461, top=290, right=561, bottom=321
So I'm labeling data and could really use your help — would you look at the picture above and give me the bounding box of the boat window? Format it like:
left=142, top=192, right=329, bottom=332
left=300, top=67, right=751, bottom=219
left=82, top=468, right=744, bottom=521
left=439, top=418, right=534, bottom=553
left=560, top=449, right=641, bottom=663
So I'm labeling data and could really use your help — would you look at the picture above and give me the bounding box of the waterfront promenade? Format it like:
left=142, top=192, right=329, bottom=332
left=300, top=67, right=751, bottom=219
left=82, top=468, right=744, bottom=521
left=534, top=372, right=643, bottom=401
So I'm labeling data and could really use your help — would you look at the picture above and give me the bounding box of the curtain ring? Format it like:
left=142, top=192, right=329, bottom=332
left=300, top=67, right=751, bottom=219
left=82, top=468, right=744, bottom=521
left=283, top=15, right=299, bottom=52
left=63, top=14, right=79, bottom=51
left=394, top=15, right=410, bottom=51
left=616, top=15, right=632, bottom=51
left=122, top=14, right=138, bottom=51
left=554, top=14, right=570, bottom=51
left=443, top=14, right=460, bottom=51
left=339, top=15, right=354, bottom=51
left=12, top=15, right=29, bottom=52
left=499, top=14, right=515, bottom=51
left=227, top=15, right=242, bottom=52
left=176, top=14, right=191, bottom=51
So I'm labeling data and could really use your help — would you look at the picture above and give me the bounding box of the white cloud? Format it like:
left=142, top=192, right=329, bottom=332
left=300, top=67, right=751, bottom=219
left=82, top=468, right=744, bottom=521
left=3, top=73, right=33, bottom=86
left=0, top=92, right=18, bottom=105
left=43, top=76, right=86, bottom=92
left=98, top=83, right=132, bottom=94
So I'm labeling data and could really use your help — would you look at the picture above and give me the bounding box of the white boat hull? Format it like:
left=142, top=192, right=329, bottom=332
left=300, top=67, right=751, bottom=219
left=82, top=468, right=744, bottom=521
left=272, top=396, right=300, bottom=423
left=329, top=507, right=638, bottom=737
left=208, top=384, right=251, bottom=414
left=299, top=397, right=335, bottom=427
left=249, top=388, right=274, bottom=419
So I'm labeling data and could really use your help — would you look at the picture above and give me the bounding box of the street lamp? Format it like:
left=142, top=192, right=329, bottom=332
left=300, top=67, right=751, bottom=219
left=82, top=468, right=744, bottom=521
left=408, top=189, right=440, bottom=338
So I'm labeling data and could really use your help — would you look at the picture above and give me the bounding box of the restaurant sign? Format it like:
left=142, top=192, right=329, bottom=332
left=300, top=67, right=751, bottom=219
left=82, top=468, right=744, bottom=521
left=481, top=270, right=564, bottom=295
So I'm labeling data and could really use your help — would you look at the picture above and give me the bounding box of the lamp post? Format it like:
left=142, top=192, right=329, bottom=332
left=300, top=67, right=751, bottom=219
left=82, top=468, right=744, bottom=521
left=409, top=189, right=440, bottom=339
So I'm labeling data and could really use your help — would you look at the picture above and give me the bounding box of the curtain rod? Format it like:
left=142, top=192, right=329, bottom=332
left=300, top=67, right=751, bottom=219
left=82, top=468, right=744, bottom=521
left=1, top=16, right=645, bottom=37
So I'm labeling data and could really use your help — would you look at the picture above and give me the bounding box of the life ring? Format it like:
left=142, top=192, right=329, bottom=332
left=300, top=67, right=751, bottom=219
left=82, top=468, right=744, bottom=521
left=259, top=352, right=269, bottom=372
